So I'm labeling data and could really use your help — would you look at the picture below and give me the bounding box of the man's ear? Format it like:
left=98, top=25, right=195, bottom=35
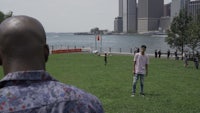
left=44, top=44, right=49, bottom=62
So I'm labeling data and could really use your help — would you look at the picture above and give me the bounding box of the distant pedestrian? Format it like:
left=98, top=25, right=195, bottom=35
left=158, top=50, right=161, bottom=58
left=183, top=52, right=188, bottom=67
left=134, top=47, right=140, bottom=55
left=137, top=48, right=140, bottom=53
left=155, top=50, right=158, bottom=58
left=104, top=53, right=108, bottom=66
left=196, top=51, right=199, bottom=59
left=167, top=50, right=170, bottom=59
left=197, top=51, right=199, bottom=57
left=175, top=50, right=178, bottom=60
left=194, top=54, right=199, bottom=69
left=132, top=45, right=149, bottom=97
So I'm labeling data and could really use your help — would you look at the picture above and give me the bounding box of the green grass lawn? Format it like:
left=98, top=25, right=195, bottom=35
left=0, top=53, right=199, bottom=113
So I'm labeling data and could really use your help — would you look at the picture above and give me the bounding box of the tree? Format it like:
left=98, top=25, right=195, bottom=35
left=165, top=17, right=183, bottom=50
left=4, top=11, right=13, bottom=19
left=166, top=9, right=192, bottom=59
left=0, top=11, right=13, bottom=23
left=187, top=14, right=200, bottom=55
left=0, top=11, right=5, bottom=23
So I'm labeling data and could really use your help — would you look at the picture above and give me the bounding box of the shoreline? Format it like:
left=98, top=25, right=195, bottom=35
left=47, top=32, right=167, bottom=37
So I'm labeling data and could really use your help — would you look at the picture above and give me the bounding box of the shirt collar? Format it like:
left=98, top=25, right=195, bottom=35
left=0, top=70, right=56, bottom=83
left=139, top=52, right=146, bottom=56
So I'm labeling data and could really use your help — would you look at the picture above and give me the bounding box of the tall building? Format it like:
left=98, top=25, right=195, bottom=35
left=122, top=0, right=128, bottom=32
left=119, top=0, right=123, bottom=17
left=137, top=0, right=164, bottom=33
left=159, top=17, right=171, bottom=32
left=119, top=0, right=137, bottom=33
left=171, top=0, right=190, bottom=21
left=188, top=0, right=200, bottom=21
left=159, top=3, right=171, bottom=32
left=164, top=3, right=171, bottom=17
left=114, top=17, right=123, bottom=33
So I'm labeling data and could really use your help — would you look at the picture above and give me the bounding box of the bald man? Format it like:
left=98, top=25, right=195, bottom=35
left=0, top=16, right=104, bottom=113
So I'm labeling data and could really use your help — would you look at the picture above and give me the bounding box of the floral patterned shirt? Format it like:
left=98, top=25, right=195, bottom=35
left=0, top=70, right=104, bottom=113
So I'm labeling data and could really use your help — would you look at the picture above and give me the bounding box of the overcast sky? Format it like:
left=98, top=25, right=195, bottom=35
left=0, top=0, right=171, bottom=32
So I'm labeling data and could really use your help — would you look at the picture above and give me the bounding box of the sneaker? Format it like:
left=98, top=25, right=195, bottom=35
left=131, top=94, right=135, bottom=97
left=140, top=93, right=145, bottom=97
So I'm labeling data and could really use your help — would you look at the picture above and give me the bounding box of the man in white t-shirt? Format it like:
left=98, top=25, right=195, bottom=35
left=132, top=45, right=149, bottom=97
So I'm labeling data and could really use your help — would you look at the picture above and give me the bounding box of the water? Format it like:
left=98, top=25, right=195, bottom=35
left=46, top=33, right=171, bottom=54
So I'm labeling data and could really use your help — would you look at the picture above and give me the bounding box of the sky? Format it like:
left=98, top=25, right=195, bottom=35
left=0, top=0, right=171, bottom=32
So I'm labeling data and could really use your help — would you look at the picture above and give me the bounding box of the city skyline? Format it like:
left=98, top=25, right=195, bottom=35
left=0, top=0, right=171, bottom=32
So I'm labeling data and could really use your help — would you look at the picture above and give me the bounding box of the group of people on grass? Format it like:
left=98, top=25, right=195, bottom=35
left=154, top=49, right=162, bottom=58
left=183, top=51, right=199, bottom=69
left=154, top=49, right=199, bottom=69
left=155, top=49, right=171, bottom=59
left=105, top=46, right=199, bottom=98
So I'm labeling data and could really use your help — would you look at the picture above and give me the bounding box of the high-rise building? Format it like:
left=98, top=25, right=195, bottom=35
left=119, top=0, right=137, bottom=33
left=114, top=17, right=123, bottom=33
left=188, top=0, right=200, bottom=21
left=137, top=0, right=164, bottom=33
left=171, top=0, right=190, bottom=21
left=159, top=17, right=171, bottom=32
left=122, top=0, right=128, bottom=32
left=164, top=3, right=171, bottom=17
left=159, top=3, right=171, bottom=32
left=119, top=0, right=123, bottom=17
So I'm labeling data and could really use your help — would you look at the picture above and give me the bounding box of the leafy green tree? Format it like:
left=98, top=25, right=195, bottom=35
left=166, top=9, right=192, bottom=58
left=0, top=11, right=13, bottom=23
left=166, top=17, right=182, bottom=50
left=187, top=15, right=200, bottom=55
left=0, top=11, right=5, bottom=23
left=4, top=11, right=13, bottom=19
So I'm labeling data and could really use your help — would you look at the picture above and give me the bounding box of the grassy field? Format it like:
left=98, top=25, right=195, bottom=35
left=0, top=53, right=200, bottom=113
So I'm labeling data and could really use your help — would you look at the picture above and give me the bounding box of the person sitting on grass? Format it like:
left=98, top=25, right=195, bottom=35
left=0, top=15, right=104, bottom=113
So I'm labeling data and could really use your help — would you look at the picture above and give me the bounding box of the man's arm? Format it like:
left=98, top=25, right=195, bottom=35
left=145, top=64, right=148, bottom=77
left=133, top=54, right=137, bottom=75
left=133, top=61, right=136, bottom=74
left=146, top=55, right=149, bottom=77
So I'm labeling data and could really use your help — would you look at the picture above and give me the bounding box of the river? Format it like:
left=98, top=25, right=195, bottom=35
left=46, top=33, right=171, bottom=54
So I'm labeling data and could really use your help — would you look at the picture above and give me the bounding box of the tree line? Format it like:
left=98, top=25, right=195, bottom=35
left=166, top=9, right=200, bottom=58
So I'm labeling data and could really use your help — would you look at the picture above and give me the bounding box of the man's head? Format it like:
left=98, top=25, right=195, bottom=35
left=140, top=45, right=147, bottom=53
left=0, top=15, right=49, bottom=75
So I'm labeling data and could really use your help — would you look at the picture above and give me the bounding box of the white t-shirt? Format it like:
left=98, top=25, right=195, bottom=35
left=134, top=52, right=149, bottom=74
